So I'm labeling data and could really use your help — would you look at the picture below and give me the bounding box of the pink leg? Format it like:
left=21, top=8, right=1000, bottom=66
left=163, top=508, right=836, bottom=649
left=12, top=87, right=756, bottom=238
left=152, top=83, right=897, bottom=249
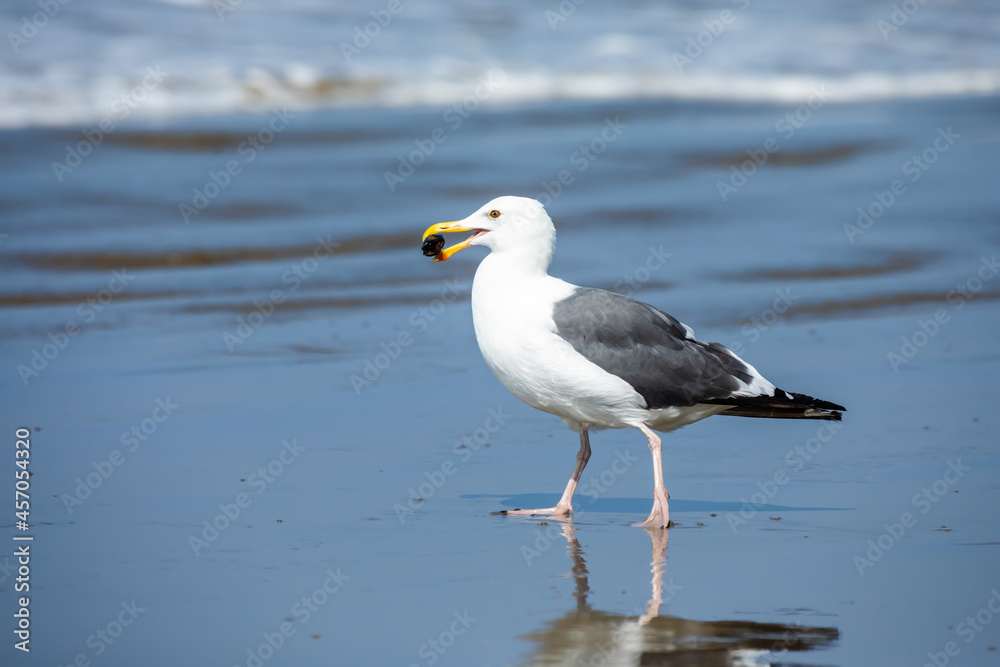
left=502, top=429, right=591, bottom=517
left=633, top=424, right=671, bottom=529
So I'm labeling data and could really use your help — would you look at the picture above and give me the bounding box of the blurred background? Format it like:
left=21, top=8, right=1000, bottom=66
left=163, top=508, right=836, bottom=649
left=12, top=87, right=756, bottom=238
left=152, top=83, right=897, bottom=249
left=1, top=1, right=999, bottom=666
left=3, top=0, right=1000, bottom=126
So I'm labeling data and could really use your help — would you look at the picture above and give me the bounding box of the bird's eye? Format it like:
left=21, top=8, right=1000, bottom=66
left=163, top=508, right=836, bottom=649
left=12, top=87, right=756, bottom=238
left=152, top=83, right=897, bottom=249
left=488, top=210, right=501, bottom=219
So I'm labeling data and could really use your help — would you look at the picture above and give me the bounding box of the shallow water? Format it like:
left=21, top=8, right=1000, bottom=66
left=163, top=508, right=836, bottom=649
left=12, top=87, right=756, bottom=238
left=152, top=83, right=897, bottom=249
left=1, top=92, right=999, bottom=666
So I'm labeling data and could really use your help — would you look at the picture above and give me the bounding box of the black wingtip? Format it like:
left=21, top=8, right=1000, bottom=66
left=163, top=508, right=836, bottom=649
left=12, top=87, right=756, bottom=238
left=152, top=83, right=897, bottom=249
left=706, top=389, right=846, bottom=420
left=796, top=393, right=846, bottom=413
left=808, top=409, right=843, bottom=422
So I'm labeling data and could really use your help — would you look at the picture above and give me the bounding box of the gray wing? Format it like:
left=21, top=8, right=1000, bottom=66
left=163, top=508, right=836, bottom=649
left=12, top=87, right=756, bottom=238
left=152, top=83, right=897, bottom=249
left=552, top=288, right=756, bottom=409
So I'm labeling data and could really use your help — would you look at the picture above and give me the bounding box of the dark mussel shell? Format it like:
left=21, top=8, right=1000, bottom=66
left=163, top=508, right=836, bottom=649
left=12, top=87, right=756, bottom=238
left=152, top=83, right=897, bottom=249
left=422, top=234, right=445, bottom=257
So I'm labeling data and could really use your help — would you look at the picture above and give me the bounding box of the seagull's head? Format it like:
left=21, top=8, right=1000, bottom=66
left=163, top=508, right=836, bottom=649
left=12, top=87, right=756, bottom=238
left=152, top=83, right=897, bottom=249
left=422, top=196, right=556, bottom=268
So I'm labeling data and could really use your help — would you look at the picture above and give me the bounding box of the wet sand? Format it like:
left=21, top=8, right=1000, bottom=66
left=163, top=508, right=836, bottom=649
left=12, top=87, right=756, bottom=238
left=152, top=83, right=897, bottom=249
left=1, top=94, right=999, bottom=665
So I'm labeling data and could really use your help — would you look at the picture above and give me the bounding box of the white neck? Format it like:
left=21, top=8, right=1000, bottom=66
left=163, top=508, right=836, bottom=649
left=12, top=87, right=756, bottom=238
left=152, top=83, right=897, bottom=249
left=471, top=245, right=576, bottom=321
left=482, top=224, right=556, bottom=276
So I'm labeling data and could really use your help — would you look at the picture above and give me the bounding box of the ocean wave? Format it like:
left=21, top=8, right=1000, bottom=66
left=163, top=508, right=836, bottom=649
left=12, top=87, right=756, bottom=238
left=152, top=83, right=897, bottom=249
left=2, top=0, right=999, bottom=128
left=2, top=65, right=1000, bottom=130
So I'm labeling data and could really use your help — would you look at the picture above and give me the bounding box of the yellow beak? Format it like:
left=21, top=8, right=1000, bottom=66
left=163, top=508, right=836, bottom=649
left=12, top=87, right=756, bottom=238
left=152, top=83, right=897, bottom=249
left=422, top=221, right=483, bottom=262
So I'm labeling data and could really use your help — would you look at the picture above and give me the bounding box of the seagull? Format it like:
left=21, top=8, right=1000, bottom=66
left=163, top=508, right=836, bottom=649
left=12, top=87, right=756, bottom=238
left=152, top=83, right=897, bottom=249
left=422, top=196, right=844, bottom=529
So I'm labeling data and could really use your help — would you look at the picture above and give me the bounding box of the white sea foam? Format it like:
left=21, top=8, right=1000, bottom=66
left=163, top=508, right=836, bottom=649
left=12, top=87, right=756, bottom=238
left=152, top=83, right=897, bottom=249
left=2, top=0, right=998, bottom=128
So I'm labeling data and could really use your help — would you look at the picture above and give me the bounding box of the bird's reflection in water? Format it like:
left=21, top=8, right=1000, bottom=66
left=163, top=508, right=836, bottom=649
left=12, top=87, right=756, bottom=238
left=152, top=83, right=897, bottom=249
left=522, top=522, right=839, bottom=666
